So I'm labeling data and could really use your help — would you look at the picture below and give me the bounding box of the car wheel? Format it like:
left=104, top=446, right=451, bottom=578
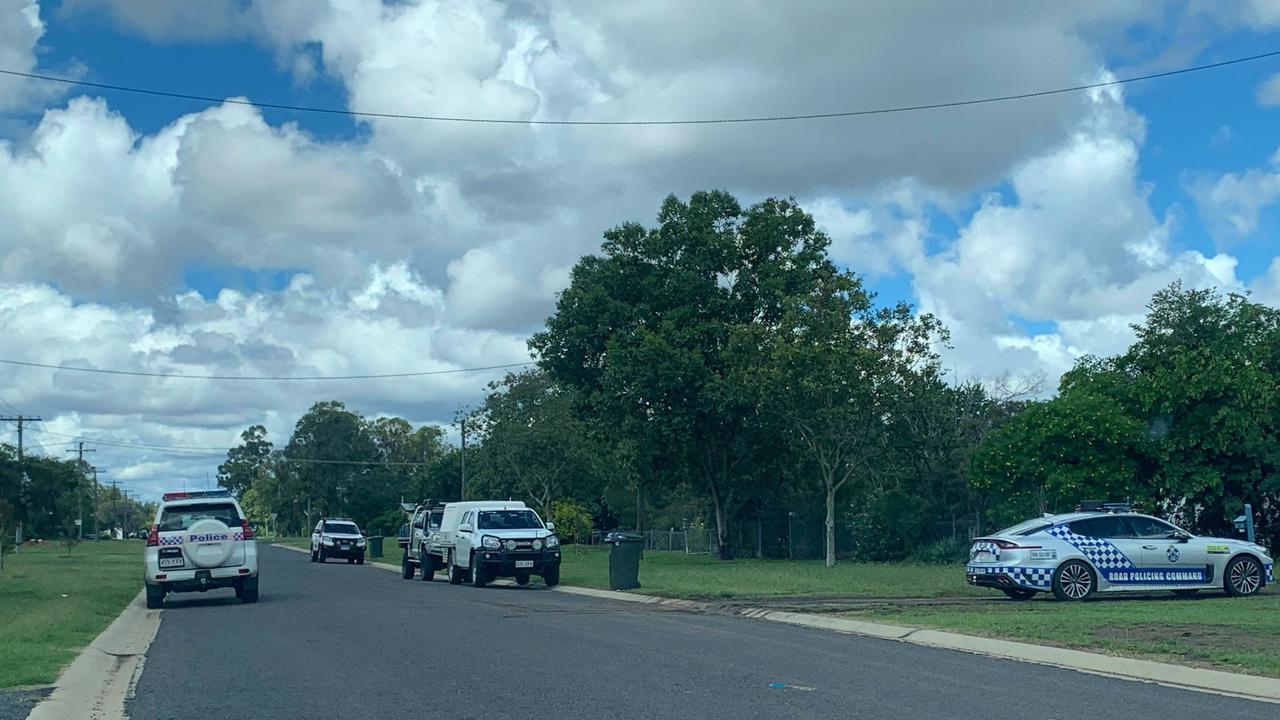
left=1171, top=589, right=1199, bottom=598
left=309, top=547, right=317, bottom=562
left=448, top=557, right=464, bottom=585
left=1002, top=587, right=1036, bottom=601
left=401, top=551, right=414, bottom=580
left=317, top=548, right=326, bottom=563
left=1051, top=560, right=1095, bottom=601
left=543, top=566, right=560, bottom=588
left=356, top=554, right=364, bottom=565
left=144, top=583, right=165, bottom=610
left=1225, top=555, right=1263, bottom=597
left=470, top=553, right=488, bottom=587
left=420, top=554, right=432, bottom=581
left=516, top=574, right=530, bottom=586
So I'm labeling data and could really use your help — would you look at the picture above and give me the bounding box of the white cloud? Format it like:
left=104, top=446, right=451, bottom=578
left=1188, top=151, right=1280, bottom=241
left=1258, top=73, right=1280, bottom=107
left=0, top=265, right=530, bottom=497
left=0, top=0, right=67, bottom=111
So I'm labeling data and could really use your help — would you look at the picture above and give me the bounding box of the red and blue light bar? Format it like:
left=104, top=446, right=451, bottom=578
left=161, top=489, right=232, bottom=501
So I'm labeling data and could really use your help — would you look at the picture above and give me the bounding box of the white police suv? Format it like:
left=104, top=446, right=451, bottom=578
left=967, top=504, right=1273, bottom=601
left=143, top=490, right=259, bottom=609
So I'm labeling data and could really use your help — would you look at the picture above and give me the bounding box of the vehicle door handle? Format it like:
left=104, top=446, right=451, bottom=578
left=1142, top=545, right=1158, bottom=550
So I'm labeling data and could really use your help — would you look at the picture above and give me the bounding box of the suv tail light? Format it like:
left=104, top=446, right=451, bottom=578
left=241, top=520, right=254, bottom=540
left=146, top=525, right=159, bottom=547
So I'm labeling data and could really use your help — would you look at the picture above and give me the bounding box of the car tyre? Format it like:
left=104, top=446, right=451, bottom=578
left=309, top=547, right=317, bottom=562
left=516, top=574, right=530, bottom=586
left=1051, top=560, right=1095, bottom=601
left=317, top=548, right=326, bottom=563
left=144, top=583, right=165, bottom=610
left=1225, top=555, right=1263, bottom=597
left=448, top=557, right=464, bottom=585
left=543, top=566, right=560, bottom=588
left=470, top=553, right=488, bottom=587
left=1002, top=587, right=1036, bottom=601
left=239, top=578, right=259, bottom=604
left=401, top=551, right=414, bottom=580
left=356, top=554, right=364, bottom=565
left=420, top=552, right=432, bottom=581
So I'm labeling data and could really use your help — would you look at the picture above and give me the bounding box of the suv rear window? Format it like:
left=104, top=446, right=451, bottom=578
left=323, top=522, right=360, bottom=534
left=429, top=511, right=443, bottom=529
left=159, top=502, right=241, bottom=531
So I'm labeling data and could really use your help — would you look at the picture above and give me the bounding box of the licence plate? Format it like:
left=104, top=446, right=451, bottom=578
left=515, top=560, right=534, bottom=569
left=974, top=551, right=995, bottom=563
left=159, top=557, right=184, bottom=569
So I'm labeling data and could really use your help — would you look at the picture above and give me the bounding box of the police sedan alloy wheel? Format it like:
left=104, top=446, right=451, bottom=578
left=1225, top=556, right=1263, bottom=597
left=1051, top=560, right=1095, bottom=601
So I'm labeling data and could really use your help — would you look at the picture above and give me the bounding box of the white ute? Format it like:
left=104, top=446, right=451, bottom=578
left=143, top=489, right=259, bottom=608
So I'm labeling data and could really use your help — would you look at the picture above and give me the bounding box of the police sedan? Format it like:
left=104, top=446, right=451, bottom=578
left=966, top=509, right=1273, bottom=601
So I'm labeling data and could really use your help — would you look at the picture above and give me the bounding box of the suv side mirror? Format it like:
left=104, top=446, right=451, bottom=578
left=545, top=522, right=556, bottom=531
left=1171, top=531, right=1192, bottom=543
left=459, top=523, right=473, bottom=534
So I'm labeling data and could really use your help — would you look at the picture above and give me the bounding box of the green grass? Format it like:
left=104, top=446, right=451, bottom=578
left=558, top=546, right=987, bottom=599
left=842, top=594, right=1280, bottom=677
left=272, top=538, right=981, bottom=598
left=0, top=541, right=144, bottom=688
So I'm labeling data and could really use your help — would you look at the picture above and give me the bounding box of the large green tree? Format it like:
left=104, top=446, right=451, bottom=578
left=217, top=425, right=273, bottom=498
left=532, top=191, right=840, bottom=558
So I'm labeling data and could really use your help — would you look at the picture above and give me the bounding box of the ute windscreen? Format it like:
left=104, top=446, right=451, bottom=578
left=159, top=502, right=242, bottom=531
left=324, top=522, right=360, bottom=534
left=477, top=510, right=543, bottom=530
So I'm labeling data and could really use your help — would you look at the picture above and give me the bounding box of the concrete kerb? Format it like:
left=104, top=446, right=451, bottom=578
left=26, top=590, right=162, bottom=720
left=269, top=544, right=1280, bottom=703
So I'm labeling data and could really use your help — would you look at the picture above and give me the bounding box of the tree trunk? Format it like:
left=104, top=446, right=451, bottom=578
left=709, top=480, right=731, bottom=560
left=825, top=483, right=836, bottom=568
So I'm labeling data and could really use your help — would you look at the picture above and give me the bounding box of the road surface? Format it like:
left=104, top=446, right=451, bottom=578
left=127, top=545, right=1272, bottom=719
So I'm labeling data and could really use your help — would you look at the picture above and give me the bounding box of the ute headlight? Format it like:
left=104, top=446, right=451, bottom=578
left=323, top=536, right=335, bottom=545
left=356, top=538, right=366, bottom=547
left=544, top=535, right=559, bottom=549
left=532, top=539, right=543, bottom=550
left=504, top=539, right=518, bottom=551
left=481, top=535, right=501, bottom=550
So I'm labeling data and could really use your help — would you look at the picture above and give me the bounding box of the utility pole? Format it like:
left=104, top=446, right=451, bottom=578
left=459, top=417, right=467, bottom=502
left=66, top=443, right=95, bottom=540
left=2, top=414, right=42, bottom=547
left=91, top=467, right=105, bottom=539
left=105, top=480, right=122, bottom=538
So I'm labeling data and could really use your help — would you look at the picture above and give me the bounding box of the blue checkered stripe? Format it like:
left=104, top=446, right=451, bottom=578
left=969, top=541, right=1000, bottom=562
left=1045, top=526, right=1133, bottom=569
left=158, top=535, right=183, bottom=546
left=1267, top=563, right=1275, bottom=584
left=232, top=532, right=244, bottom=541
left=966, top=565, right=1053, bottom=589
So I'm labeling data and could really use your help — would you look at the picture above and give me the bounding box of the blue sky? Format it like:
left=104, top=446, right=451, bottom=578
left=2, top=0, right=1280, bottom=497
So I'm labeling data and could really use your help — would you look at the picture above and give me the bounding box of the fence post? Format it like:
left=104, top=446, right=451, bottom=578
left=756, top=518, right=763, bottom=559
left=684, top=528, right=689, bottom=554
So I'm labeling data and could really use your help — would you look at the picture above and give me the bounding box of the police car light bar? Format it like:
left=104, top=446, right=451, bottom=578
left=1075, top=500, right=1131, bottom=513
left=162, top=489, right=232, bottom=501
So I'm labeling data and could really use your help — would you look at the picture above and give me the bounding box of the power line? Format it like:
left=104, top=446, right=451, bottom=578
left=3, top=50, right=1278, bottom=126
left=38, top=430, right=439, bottom=466
left=0, top=358, right=532, bottom=381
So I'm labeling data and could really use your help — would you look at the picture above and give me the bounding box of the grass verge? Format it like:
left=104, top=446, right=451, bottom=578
left=0, top=541, right=143, bottom=688
left=275, top=539, right=979, bottom=598
left=842, top=593, right=1280, bottom=677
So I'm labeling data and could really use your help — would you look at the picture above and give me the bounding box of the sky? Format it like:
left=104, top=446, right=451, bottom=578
left=2, top=0, right=1280, bottom=500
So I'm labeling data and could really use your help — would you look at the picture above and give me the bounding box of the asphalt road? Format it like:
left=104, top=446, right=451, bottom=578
left=127, top=545, right=1273, bottom=719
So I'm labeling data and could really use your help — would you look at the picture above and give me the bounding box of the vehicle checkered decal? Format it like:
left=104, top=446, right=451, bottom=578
left=1267, top=563, right=1275, bottom=584
left=1045, top=525, right=1133, bottom=569
left=158, top=535, right=183, bottom=546
left=967, top=565, right=1053, bottom=589
left=232, top=532, right=244, bottom=541
left=969, top=541, right=1000, bottom=562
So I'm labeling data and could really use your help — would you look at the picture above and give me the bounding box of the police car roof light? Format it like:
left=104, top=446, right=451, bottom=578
left=161, top=489, right=232, bottom=501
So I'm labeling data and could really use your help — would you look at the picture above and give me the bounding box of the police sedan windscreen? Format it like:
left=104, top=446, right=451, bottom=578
left=477, top=510, right=543, bottom=530
left=158, top=503, right=242, bottom=531
left=324, top=522, right=360, bottom=534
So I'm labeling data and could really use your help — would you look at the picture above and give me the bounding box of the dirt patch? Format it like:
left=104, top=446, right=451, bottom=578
left=1094, top=623, right=1274, bottom=654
